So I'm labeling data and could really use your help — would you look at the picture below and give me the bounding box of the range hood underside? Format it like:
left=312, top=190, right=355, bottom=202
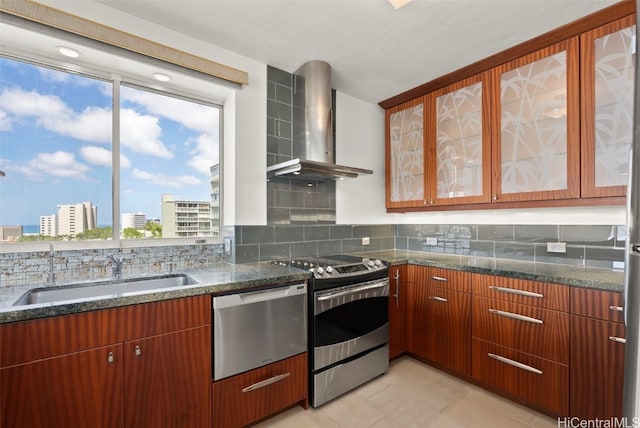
left=267, top=158, right=373, bottom=181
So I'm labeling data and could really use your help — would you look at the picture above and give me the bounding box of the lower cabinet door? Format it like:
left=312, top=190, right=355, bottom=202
left=124, top=326, right=211, bottom=428
left=212, top=352, right=308, bottom=428
left=570, top=315, right=625, bottom=420
left=1, top=344, right=124, bottom=428
left=472, top=339, right=568, bottom=415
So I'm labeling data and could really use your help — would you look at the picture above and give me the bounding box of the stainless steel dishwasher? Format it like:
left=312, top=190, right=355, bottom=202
left=213, top=282, right=307, bottom=380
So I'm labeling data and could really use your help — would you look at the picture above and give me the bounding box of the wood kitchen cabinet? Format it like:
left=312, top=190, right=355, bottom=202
left=388, top=265, right=407, bottom=359
left=427, top=72, right=492, bottom=206
left=491, top=37, right=580, bottom=203
left=570, top=288, right=625, bottom=420
left=212, top=352, right=307, bottom=428
left=407, top=266, right=471, bottom=375
left=0, top=295, right=211, bottom=428
left=471, top=274, right=569, bottom=415
left=580, top=15, right=636, bottom=198
left=385, top=98, right=427, bottom=209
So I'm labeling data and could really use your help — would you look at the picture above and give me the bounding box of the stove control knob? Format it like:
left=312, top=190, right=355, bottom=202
left=367, top=260, right=375, bottom=267
left=326, top=266, right=334, bottom=275
left=374, top=259, right=382, bottom=267
left=316, top=267, right=325, bottom=276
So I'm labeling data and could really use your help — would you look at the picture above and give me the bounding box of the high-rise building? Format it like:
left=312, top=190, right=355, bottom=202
left=39, top=215, right=57, bottom=237
left=56, top=202, right=97, bottom=237
left=0, top=225, right=23, bottom=242
left=161, top=194, right=213, bottom=238
left=122, top=212, right=146, bottom=230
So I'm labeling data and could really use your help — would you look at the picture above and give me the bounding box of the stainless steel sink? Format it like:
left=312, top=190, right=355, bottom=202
left=13, top=274, right=197, bottom=306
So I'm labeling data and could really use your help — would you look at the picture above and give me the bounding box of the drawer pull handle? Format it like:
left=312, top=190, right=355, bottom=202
left=242, top=372, right=291, bottom=392
left=610, top=305, right=624, bottom=312
left=488, top=286, right=543, bottom=299
left=135, top=345, right=142, bottom=356
left=429, top=296, right=448, bottom=302
left=489, top=308, right=544, bottom=324
left=107, top=352, right=114, bottom=364
left=431, top=276, right=448, bottom=282
left=488, top=353, right=542, bottom=375
left=609, top=336, right=626, bottom=344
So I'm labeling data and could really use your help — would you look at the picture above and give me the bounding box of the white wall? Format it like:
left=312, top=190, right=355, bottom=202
left=32, top=1, right=629, bottom=227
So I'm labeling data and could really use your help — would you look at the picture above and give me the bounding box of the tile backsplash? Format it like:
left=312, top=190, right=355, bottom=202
left=0, top=223, right=626, bottom=291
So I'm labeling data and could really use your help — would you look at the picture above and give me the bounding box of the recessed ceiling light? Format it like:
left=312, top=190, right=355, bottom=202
left=153, top=73, right=171, bottom=82
left=388, top=0, right=413, bottom=9
left=57, top=46, right=81, bottom=58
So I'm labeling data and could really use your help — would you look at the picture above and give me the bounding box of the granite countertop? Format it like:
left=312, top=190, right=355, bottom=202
left=356, top=250, right=625, bottom=292
left=0, top=262, right=310, bottom=324
left=0, top=250, right=626, bottom=324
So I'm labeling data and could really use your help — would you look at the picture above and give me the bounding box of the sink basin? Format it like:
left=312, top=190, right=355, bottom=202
left=13, top=274, right=197, bottom=306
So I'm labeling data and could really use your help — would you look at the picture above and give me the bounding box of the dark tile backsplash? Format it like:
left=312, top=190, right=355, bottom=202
left=266, top=65, right=337, bottom=225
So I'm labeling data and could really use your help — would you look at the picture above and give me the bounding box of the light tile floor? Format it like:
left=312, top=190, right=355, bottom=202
left=255, top=356, right=559, bottom=428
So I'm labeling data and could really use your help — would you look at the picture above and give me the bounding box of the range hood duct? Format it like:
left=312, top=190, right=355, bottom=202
left=267, top=60, right=373, bottom=180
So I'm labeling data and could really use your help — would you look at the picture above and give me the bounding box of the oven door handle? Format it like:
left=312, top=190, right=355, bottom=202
left=317, top=281, right=388, bottom=301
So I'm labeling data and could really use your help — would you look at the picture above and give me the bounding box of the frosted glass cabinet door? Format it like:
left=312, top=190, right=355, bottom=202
left=430, top=72, right=491, bottom=205
left=386, top=99, right=426, bottom=207
left=581, top=16, right=635, bottom=198
left=493, top=38, right=580, bottom=202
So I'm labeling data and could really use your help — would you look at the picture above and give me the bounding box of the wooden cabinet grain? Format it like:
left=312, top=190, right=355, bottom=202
left=388, top=265, right=407, bottom=359
left=471, top=273, right=569, bottom=415
left=570, top=288, right=625, bottom=420
left=407, top=266, right=471, bottom=375
left=0, top=296, right=211, bottom=428
left=212, top=352, right=307, bottom=428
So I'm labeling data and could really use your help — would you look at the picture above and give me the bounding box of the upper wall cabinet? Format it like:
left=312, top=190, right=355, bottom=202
left=491, top=38, right=580, bottom=203
left=427, top=72, right=492, bottom=205
left=386, top=98, right=427, bottom=208
left=581, top=15, right=636, bottom=198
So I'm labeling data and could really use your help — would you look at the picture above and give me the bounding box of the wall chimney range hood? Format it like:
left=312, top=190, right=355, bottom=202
left=266, top=60, right=373, bottom=181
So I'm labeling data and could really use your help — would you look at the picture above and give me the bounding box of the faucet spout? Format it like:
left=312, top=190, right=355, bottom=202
left=107, top=253, right=124, bottom=279
left=46, top=243, right=56, bottom=285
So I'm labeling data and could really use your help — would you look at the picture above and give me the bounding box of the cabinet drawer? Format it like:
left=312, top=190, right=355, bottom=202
left=212, top=352, right=307, bottom=428
left=1, top=307, right=121, bottom=367
left=472, top=339, right=568, bottom=416
left=409, top=266, right=471, bottom=293
left=571, top=287, right=624, bottom=323
left=472, top=274, right=569, bottom=311
left=472, top=296, right=569, bottom=364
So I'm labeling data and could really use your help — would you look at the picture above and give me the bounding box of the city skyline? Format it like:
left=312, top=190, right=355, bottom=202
left=0, top=56, right=220, bottom=227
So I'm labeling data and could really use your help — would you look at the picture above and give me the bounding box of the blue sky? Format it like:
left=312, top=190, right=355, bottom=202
left=0, top=57, right=220, bottom=226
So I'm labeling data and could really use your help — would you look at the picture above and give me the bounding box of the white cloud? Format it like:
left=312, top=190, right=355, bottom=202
left=0, top=110, right=12, bottom=131
left=187, top=133, right=218, bottom=175
left=121, top=108, right=173, bottom=158
left=132, top=168, right=202, bottom=188
left=16, top=151, right=92, bottom=182
left=0, top=87, right=111, bottom=143
left=122, top=87, right=218, bottom=135
left=80, top=146, right=131, bottom=168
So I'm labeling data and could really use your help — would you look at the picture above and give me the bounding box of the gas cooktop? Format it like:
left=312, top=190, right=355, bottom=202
left=272, top=254, right=387, bottom=280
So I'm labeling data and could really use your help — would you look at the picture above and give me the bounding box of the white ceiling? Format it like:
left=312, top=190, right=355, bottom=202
left=44, top=0, right=628, bottom=104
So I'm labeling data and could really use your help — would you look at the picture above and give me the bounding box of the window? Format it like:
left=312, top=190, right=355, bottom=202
left=0, top=43, right=222, bottom=244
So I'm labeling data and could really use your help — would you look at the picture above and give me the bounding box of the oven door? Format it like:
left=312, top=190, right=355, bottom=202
left=313, top=277, right=389, bottom=371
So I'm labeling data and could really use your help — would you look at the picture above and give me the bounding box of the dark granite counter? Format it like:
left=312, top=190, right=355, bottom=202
left=355, top=250, right=625, bottom=293
left=0, top=262, right=310, bottom=324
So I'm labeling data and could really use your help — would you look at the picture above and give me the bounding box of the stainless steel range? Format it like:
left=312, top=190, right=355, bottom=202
left=274, top=255, right=389, bottom=407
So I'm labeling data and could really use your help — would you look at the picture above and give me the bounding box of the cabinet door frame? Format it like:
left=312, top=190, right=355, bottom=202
left=491, top=37, right=580, bottom=203
left=385, top=97, right=428, bottom=208
left=580, top=14, right=636, bottom=198
left=427, top=71, right=492, bottom=206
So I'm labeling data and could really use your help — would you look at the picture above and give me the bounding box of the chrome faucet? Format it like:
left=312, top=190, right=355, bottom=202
left=106, top=253, right=124, bottom=279
left=46, top=243, right=56, bottom=285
